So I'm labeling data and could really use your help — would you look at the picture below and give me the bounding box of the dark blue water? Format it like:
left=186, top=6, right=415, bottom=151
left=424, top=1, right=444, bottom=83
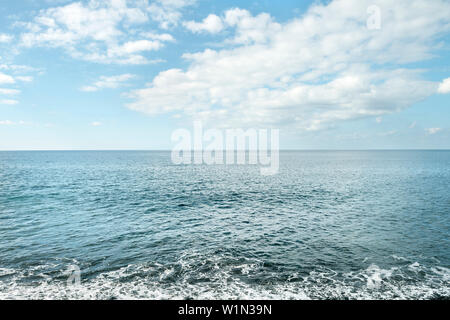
left=0, top=151, right=449, bottom=299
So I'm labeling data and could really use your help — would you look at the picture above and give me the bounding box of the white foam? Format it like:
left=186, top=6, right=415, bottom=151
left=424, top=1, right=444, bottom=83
left=0, top=257, right=448, bottom=300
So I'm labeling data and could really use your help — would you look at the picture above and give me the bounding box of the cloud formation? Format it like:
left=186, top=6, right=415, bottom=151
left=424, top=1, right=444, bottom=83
left=20, top=0, right=195, bottom=64
left=149, top=0, right=196, bottom=29
left=128, top=0, right=450, bottom=131
left=0, top=99, right=19, bottom=105
left=426, top=128, right=442, bottom=135
left=438, top=78, right=450, bottom=94
left=0, top=34, right=13, bottom=43
left=0, top=64, right=36, bottom=105
left=0, top=88, right=20, bottom=95
left=183, top=14, right=224, bottom=34
left=184, top=8, right=280, bottom=44
left=0, top=120, right=28, bottom=125
left=81, top=74, right=135, bottom=92
left=0, top=72, right=15, bottom=84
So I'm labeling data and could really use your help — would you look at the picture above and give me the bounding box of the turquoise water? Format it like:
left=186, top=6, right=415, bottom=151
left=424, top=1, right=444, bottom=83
left=0, top=151, right=449, bottom=299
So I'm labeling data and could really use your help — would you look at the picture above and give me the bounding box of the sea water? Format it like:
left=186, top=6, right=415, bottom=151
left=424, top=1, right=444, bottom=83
left=0, top=151, right=448, bottom=299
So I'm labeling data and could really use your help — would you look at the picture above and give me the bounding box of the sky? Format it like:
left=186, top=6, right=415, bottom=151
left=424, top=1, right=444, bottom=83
left=0, top=0, right=449, bottom=150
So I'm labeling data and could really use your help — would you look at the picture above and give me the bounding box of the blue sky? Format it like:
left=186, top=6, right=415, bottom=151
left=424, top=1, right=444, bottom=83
left=0, top=0, right=449, bottom=150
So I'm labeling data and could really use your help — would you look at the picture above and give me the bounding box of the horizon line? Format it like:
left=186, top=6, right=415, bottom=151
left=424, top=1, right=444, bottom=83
left=1, top=149, right=450, bottom=152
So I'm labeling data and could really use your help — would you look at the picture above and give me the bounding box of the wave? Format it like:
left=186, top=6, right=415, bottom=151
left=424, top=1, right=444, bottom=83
left=0, top=254, right=449, bottom=300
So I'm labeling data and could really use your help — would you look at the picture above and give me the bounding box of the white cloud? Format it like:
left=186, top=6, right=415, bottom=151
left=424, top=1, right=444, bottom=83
left=109, top=40, right=163, bottom=56
left=0, top=99, right=19, bottom=105
left=409, top=121, right=417, bottom=129
left=0, top=72, right=15, bottom=84
left=378, top=130, right=397, bottom=136
left=0, top=34, right=13, bottom=43
left=183, top=14, right=224, bottom=34
left=0, top=67, right=35, bottom=103
left=0, top=120, right=28, bottom=125
left=0, top=67, right=35, bottom=83
left=141, top=32, right=175, bottom=42
left=224, top=9, right=281, bottom=45
left=91, top=121, right=102, bottom=126
left=128, top=0, right=450, bottom=131
left=16, top=76, right=34, bottom=82
left=426, top=128, right=442, bottom=135
left=438, top=78, right=450, bottom=94
left=148, top=0, right=197, bottom=29
left=81, top=74, right=135, bottom=92
left=376, top=117, right=382, bottom=123
left=0, top=88, right=20, bottom=95
left=19, top=0, right=194, bottom=64
left=183, top=8, right=281, bottom=43
left=80, top=86, right=97, bottom=92
left=0, top=64, right=38, bottom=73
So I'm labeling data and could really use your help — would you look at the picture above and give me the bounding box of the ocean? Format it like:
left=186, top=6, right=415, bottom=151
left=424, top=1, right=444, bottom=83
left=0, top=150, right=448, bottom=300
